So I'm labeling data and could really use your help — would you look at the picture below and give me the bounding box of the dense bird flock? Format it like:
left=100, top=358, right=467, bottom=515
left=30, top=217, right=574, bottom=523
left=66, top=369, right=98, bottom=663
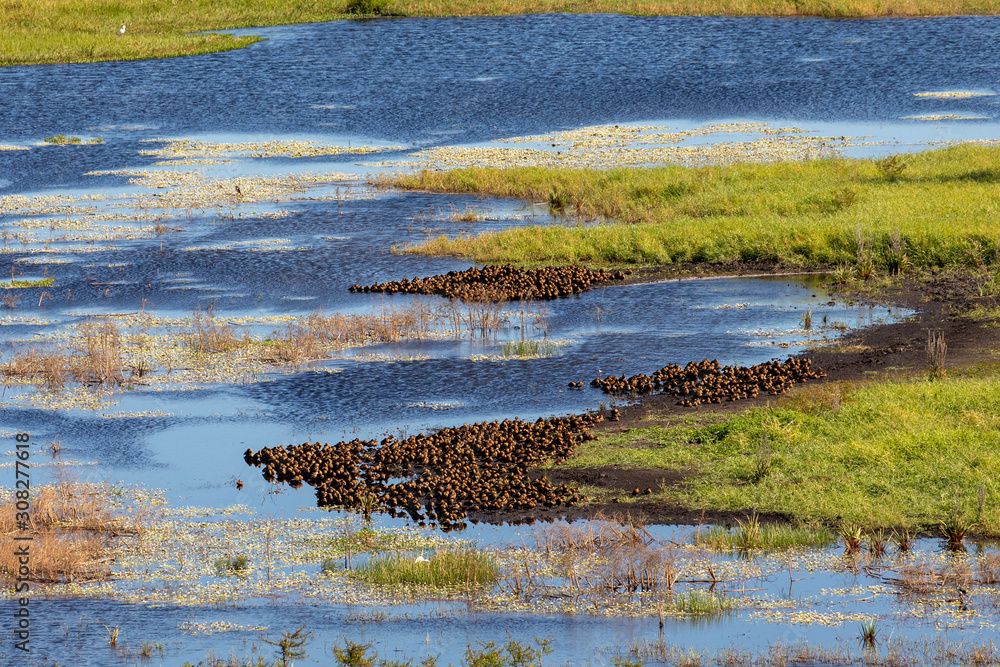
left=591, top=357, right=825, bottom=406
left=244, top=414, right=603, bottom=529
left=349, top=264, right=631, bottom=301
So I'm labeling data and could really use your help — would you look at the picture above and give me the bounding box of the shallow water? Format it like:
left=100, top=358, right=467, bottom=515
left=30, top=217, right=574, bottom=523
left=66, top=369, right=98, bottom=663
left=1, top=12, right=998, bottom=666
left=2, top=525, right=996, bottom=667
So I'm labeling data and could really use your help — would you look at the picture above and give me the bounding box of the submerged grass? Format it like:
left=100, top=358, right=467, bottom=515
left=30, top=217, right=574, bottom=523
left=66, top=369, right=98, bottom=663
left=573, top=375, right=1000, bottom=534
left=391, top=146, right=1000, bottom=270
left=5, top=1, right=1000, bottom=67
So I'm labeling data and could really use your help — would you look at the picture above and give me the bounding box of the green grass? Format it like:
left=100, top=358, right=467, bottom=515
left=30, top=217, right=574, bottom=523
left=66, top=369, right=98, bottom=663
left=569, top=374, right=1000, bottom=534
left=214, top=554, right=250, bottom=576
left=6, top=1, right=1000, bottom=67
left=502, top=339, right=559, bottom=358
left=2, top=278, right=55, bottom=289
left=391, top=145, right=1000, bottom=270
left=671, top=590, right=734, bottom=615
left=354, top=548, right=498, bottom=587
left=698, top=517, right=835, bottom=551
left=42, top=134, right=103, bottom=145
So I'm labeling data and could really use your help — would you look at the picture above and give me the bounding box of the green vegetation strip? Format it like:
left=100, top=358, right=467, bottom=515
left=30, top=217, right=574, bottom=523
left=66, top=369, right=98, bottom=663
left=353, top=548, right=498, bottom=587
left=6, top=1, right=1000, bottom=67
left=571, top=375, right=1000, bottom=534
left=391, top=145, right=1000, bottom=269
left=2, top=278, right=54, bottom=289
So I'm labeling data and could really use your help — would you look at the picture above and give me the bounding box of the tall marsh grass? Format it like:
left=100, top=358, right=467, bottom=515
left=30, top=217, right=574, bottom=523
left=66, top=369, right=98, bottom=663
left=391, top=146, right=1000, bottom=270
left=699, top=518, right=834, bottom=551
left=354, top=548, right=498, bottom=587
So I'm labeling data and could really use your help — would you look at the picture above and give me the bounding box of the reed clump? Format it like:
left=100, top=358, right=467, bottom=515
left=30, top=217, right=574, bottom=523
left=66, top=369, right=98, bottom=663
left=354, top=548, right=498, bottom=587
left=0, top=477, right=144, bottom=584
left=927, top=329, right=948, bottom=381
left=699, top=516, right=834, bottom=551
left=1, top=316, right=128, bottom=390
left=524, top=515, right=687, bottom=597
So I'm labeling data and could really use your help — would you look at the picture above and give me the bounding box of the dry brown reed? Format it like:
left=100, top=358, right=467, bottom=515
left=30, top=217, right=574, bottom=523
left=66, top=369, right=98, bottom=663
left=1, top=317, right=127, bottom=390
left=887, top=559, right=974, bottom=598
left=979, top=553, right=1000, bottom=584
left=517, top=514, right=684, bottom=600
left=2, top=298, right=547, bottom=394
left=927, top=329, right=948, bottom=381
left=0, top=476, right=144, bottom=584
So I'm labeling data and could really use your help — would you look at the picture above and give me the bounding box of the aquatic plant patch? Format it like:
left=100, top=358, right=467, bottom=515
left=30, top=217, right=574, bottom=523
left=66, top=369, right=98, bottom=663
left=387, top=122, right=865, bottom=171
left=138, top=138, right=403, bottom=160
left=0, top=479, right=151, bottom=585
left=354, top=548, right=498, bottom=587
left=1, top=278, right=55, bottom=289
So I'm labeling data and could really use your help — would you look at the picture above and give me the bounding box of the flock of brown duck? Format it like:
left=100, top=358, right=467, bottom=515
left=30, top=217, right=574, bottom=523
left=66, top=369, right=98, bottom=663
left=246, top=263, right=834, bottom=527
left=244, top=414, right=603, bottom=529
left=590, top=357, right=825, bottom=406
left=349, top=264, right=631, bottom=301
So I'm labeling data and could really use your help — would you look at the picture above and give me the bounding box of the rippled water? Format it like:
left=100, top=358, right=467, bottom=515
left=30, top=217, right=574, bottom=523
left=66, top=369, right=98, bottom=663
left=1, top=13, right=998, bottom=667
left=3, top=15, right=1000, bottom=191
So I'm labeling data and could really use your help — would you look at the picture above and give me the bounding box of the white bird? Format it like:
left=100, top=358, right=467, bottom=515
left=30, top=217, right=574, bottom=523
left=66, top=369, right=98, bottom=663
left=414, top=554, right=428, bottom=563
left=118, top=24, right=126, bottom=37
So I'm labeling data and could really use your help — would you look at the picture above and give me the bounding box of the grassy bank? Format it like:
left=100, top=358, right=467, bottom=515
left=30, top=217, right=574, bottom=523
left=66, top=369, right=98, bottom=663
left=391, top=145, right=1000, bottom=270
left=5, top=1, right=1000, bottom=67
left=0, top=0, right=354, bottom=67
left=568, top=374, right=1000, bottom=534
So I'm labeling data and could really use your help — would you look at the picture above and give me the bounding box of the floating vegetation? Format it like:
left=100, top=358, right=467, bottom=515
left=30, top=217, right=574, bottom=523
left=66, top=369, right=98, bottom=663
left=914, top=91, right=996, bottom=99
left=389, top=122, right=868, bottom=170
left=1, top=278, right=54, bottom=289
left=178, top=621, right=268, bottom=636
left=901, top=114, right=990, bottom=121
left=403, top=401, right=466, bottom=410
left=3, top=301, right=520, bottom=403
left=351, top=264, right=631, bottom=302
left=99, top=410, right=173, bottom=419
left=42, top=134, right=103, bottom=145
left=180, top=238, right=306, bottom=252
left=137, top=138, right=402, bottom=160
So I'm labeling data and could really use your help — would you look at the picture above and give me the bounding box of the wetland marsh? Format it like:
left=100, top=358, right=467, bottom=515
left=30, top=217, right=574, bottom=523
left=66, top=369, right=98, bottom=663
left=3, top=12, right=1000, bottom=667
